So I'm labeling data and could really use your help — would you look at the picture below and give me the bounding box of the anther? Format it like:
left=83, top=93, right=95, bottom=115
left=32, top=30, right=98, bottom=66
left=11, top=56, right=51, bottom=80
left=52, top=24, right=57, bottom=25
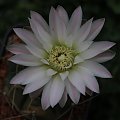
left=47, top=45, right=75, bottom=72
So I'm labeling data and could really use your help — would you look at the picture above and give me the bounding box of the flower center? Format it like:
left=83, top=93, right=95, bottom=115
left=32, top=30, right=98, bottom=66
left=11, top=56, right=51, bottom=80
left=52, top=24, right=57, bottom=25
left=47, top=45, right=75, bottom=72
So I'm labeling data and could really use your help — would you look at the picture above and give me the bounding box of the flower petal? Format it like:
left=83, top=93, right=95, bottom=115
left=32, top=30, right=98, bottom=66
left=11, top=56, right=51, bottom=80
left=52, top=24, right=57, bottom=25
left=7, top=43, right=31, bottom=54
left=50, top=75, right=65, bottom=107
left=30, top=18, right=52, bottom=51
left=67, top=6, right=82, bottom=34
left=77, top=40, right=93, bottom=52
left=46, top=69, right=57, bottom=76
left=81, top=60, right=112, bottom=78
left=65, top=79, right=80, bottom=104
left=53, top=9, right=67, bottom=41
left=10, top=66, right=48, bottom=85
left=60, top=71, right=69, bottom=81
left=26, top=45, right=45, bottom=58
left=80, top=41, right=115, bottom=59
left=68, top=69, right=85, bottom=95
left=86, top=18, right=105, bottom=41
left=29, top=18, right=42, bottom=44
left=23, top=75, right=50, bottom=94
left=49, top=7, right=56, bottom=38
left=31, top=19, right=51, bottom=43
left=30, top=11, right=49, bottom=32
left=90, top=50, right=115, bottom=63
left=59, top=89, right=67, bottom=108
left=57, top=5, right=69, bottom=25
left=8, top=54, right=42, bottom=66
left=22, top=67, right=49, bottom=85
left=76, top=18, right=93, bottom=43
left=65, top=34, right=74, bottom=47
left=41, top=59, right=49, bottom=65
left=74, top=55, right=84, bottom=64
left=78, top=67, right=99, bottom=93
left=13, top=28, right=40, bottom=47
left=41, top=80, right=52, bottom=110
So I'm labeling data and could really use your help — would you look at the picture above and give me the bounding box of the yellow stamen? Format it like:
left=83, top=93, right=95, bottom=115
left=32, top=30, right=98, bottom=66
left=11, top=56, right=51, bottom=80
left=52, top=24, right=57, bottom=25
left=47, top=45, right=76, bottom=72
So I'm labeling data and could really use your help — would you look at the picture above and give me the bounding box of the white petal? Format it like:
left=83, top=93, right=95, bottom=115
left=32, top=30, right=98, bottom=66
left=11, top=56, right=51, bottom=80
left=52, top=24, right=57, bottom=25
left=76, top=18, right=93, bottom=43
left=29, top=18, right=42, bottom=43
left=60, top=71, right=69, bottom=81
left=46, top=69, right=57, bottom=76
left=49, top=7, right=57, bottom=38
left=23, top=75, right=50, bottom=94
left=68, top=70, right=85, bottom=95
left=77, top=40, right=93, bottom=52
left=22, top=67, right=49, bottom=85
left=26, top=45, right=45, bottom=58
left=78, top=67, right=99, bottom=93
left=30, top=11, right=49, bottom=32
left=13, top=28, right=40, bottom=47
left=80, top=41, right=115, bottom=59
left=65, top=34, right=74, bottom=47
left=41, top=80, right=52, bottom=110
left=65, top=79, right=80, bottom=104
left=10, top=66, right=48, bottom=85
left=57, top=5, right=69, bottom=25
left=50, top=75, right=65, bottom=107
left=41, top=59, right=49, bottom=65
left=67, top=6, right=82, bottom=34
left=90, top=50, right=115, bottom=63
left=7, top=43, right=31, bottom=54
left=8, top=54, right=41, bottom=66
left=31, top=19, right=51, bottom=42
left=30, top=19, right=52, bottom=51
left=54, top=10, right=67, bottom=41
left=86, top=18, right=105, bottom=41
left=81, top=60, right=112, bottom=78
left=59, top=89, right=67, bottom=107
left=85, top=77, right=99, bottom=93
left=74, top=55, right=84, bottom=64
left=31, top=19, right=51, bottom=43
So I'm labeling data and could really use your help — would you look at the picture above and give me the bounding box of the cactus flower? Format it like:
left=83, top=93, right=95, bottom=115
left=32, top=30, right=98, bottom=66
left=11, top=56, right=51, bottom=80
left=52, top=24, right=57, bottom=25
left=7, top=6, right=115, bottom=110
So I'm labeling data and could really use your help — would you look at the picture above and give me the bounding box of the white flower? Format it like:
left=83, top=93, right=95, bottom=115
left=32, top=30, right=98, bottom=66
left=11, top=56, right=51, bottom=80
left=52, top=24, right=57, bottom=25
left=7, top=6, right=115, bottom=110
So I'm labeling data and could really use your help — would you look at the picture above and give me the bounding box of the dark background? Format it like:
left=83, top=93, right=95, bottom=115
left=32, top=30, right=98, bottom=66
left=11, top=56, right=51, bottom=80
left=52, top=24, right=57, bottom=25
left=0, top=0, right=120, bottom=120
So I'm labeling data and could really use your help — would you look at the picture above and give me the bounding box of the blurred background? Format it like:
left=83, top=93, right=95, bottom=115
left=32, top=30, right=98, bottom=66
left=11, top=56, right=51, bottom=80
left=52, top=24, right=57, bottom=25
left=0, top=0, right=120, bottom=120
